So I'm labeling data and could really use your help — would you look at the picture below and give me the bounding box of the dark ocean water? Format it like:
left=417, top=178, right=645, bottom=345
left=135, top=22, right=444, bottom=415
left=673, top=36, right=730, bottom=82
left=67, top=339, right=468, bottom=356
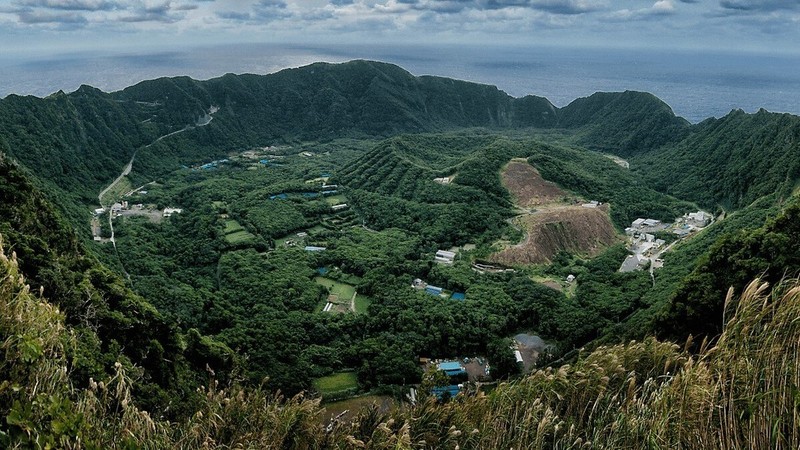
left=1, top=43, right=798, bottom=123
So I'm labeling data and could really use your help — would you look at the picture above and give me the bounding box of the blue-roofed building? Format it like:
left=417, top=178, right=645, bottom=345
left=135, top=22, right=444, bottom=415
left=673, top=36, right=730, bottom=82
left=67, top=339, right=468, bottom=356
left=259, top=159, right=270, bottom=165
left=451, top=292, right=466, bottom=301
left=269, top=193, right=289, bottom=200
left=431, top=385, right=461, bottom=400
left=316, top=267, right=329, bottom=275
left=425, top=286, right=443, bottom=296
left=321, top=173, right=331, bottom=178
left=438, top=361, right=466, bottom=376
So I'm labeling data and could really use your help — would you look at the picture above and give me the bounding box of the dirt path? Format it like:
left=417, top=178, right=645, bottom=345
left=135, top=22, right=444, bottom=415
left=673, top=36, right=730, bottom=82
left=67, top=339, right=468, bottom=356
left=349, top=291, right=357, bottom=312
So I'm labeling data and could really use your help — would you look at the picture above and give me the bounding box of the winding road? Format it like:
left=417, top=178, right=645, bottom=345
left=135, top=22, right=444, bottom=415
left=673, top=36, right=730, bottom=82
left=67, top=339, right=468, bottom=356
left=95, top=106, right=218, bottom=279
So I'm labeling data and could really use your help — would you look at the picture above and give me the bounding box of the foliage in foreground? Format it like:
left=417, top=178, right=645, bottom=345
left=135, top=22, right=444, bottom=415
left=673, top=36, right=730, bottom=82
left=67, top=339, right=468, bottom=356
left=3, top=230, right=800, bottom=448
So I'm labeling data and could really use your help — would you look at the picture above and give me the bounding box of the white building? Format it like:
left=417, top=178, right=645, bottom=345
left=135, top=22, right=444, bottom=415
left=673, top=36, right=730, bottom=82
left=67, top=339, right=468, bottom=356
left=163, top=208, right=183, bottom=217
left=686, top=211, right=712, bottom=227
left=435, top=249, right=457, bottom=264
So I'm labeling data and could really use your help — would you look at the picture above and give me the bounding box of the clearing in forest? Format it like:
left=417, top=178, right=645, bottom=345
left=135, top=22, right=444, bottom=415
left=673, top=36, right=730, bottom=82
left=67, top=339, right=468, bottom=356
left=313, top=372, right=359, bottom=397
left=315, top=277, right=358, bottom=313
left=492, top=160, right=619, bottom=265
left=223, top=219, right=255, bottom=244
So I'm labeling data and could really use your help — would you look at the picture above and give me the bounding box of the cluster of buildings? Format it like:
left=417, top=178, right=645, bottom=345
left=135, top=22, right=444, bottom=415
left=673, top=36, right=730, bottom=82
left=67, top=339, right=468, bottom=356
left=94, top=201, right=181, bottom=220
left=412, top=357, right=491, bottom=400
left=620, top=211, right=713, bottom=273
left=193, top=158, right=229, bottom=171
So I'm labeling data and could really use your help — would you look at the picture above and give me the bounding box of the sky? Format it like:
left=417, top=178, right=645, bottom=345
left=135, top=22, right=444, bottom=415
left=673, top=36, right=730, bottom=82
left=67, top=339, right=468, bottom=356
left=1, top=0, right=799, bottom=60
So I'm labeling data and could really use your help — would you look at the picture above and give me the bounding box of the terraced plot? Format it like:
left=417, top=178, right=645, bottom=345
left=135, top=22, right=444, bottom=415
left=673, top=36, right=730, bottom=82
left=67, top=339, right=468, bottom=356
left=223, top=219, right=255, bottom=244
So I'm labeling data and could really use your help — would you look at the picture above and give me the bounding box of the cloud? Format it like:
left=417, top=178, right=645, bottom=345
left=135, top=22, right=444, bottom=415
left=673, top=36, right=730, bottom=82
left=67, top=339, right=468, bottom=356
left=16, top=0, right=119, bottom=11
left=395, top=0, right=605, bottom=14
left=603, top=0, right=676, bottom=21
left=215, top=0, right=291, bottom=23
left=18, top=8, right=88, bottom=23
left=719, top=0, right=800, bottom=12
left=115, top=1, right=187, bottom=22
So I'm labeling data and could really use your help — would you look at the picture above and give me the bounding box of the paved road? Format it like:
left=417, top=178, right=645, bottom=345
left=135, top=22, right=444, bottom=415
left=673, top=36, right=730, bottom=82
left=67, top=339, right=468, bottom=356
left=94, top=106, right=218, bottom=280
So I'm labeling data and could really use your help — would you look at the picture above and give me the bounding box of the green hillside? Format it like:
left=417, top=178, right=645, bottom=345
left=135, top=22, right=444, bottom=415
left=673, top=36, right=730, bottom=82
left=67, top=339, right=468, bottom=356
left=2, top=59, right=800, bottom=447
left=631, top=109, right=800, bottom=210
left=0, top=154, right=236, bottom=416
left=558, top=90, right=691, bottom=155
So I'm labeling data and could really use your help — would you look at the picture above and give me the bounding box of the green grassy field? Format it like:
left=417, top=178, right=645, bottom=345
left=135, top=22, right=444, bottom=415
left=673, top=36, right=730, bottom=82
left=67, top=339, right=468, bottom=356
left=314, top=276, right=356, bottom=300
left=224, top=219, right=255, bottom=244
left=325, top=194, right=348, bottom=206
left=313, top=372, right=358, bottom=396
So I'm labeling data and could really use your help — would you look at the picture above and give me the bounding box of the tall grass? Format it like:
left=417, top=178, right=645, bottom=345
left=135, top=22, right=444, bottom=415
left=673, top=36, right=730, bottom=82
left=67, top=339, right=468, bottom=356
left=3, top=230, right=800, bottom=448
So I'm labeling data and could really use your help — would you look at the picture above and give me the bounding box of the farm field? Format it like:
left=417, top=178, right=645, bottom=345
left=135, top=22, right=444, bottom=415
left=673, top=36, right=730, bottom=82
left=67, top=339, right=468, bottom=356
left=223, top=219, right=255, bottom=244
left=325, top=194, right=348, bottom=205
left=314, top=276, right=358, bottom=313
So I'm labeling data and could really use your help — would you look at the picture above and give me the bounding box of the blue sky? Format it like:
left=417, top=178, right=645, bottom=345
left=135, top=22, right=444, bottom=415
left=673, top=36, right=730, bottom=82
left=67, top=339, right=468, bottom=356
left=0, top=0, right=799, bottom=59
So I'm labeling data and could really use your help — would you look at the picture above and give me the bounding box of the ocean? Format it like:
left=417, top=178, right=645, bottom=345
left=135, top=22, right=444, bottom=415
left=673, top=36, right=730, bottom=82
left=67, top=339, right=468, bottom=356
left=1, top=43, right=798, bottom=124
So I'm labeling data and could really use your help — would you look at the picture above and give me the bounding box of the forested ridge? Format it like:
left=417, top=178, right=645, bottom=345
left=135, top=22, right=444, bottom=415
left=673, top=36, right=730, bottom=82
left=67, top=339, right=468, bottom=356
left=2, top=59, right=800, bottom=447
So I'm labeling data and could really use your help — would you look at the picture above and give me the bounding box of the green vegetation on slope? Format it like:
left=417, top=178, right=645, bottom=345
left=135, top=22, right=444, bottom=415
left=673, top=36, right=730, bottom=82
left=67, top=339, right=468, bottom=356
left=632, top=109, right=800, bottom=211
left=0, top=154, right=235, bottom=417
left=4, top=236, right=800, bottom=447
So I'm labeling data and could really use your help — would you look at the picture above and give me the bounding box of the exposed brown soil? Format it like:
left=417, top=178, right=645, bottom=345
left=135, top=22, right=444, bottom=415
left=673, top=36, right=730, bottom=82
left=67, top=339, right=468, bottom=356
left=491, top=204, right=619, bottom=265
left=501, top=160, right=567, bottom=207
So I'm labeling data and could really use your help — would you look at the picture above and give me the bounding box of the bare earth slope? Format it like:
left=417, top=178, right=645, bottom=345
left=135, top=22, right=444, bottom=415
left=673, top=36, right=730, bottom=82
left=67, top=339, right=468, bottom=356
left=492, top=160, right=619, bottom=264
left=502, top=161, right=566, bottom=207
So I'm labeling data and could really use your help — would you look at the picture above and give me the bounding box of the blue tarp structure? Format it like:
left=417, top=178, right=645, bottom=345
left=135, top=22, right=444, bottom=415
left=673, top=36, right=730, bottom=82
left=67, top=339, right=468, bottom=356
left=269, top=193, right=289, bottom=200
left=260, top=159, right=270, bottom=165
left=438, top=361, right=466, bottom=376
left=304, top=246, right=326, bottom=252
left=425, top=286, right=443, bottom=296
left=317, top=267, right=329, bottom=275
left=302, top=192, right=320, bottom=198
left=431, top=385, right=461, bottom=399
left=451, top=292, right=466, bottom=301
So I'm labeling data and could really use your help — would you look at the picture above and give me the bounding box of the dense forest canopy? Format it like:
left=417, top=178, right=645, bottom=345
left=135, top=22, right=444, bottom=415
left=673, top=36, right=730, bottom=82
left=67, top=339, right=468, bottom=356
left=2, top=59, right=800, bottom=447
